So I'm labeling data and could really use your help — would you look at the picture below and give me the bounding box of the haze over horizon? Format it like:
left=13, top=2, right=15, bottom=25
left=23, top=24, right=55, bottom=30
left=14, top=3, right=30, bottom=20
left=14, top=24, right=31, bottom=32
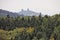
left=0, top=0, right=60, bottom=15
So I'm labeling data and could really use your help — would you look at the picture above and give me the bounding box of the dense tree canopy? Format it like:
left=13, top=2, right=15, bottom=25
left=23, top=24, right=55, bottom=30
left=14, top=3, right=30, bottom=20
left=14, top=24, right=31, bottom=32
left=0, top=13, right=60, bottom=40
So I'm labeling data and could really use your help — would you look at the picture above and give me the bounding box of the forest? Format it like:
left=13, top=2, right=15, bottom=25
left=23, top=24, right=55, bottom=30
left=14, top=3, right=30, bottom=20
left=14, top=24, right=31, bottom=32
left=0, top=13, right=60, bottom=40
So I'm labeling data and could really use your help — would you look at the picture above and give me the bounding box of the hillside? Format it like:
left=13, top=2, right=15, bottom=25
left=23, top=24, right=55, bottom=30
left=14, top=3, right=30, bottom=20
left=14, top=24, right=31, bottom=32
left=0, top=9, right=60, bottom=40
left=0, top=9, right=41, bottom=17
left=0, top=9, right=20, bottom=17
left=19, top=9, right=40, bottom=16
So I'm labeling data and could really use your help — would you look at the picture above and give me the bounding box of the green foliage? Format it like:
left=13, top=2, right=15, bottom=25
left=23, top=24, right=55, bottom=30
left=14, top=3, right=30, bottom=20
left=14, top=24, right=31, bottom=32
left=0, top=14, right=60, bottom=40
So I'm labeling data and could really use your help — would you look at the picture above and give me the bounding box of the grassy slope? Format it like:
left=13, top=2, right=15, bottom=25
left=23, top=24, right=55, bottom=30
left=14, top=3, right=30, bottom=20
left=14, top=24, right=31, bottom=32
left=0, top=27, right=34, bottom=40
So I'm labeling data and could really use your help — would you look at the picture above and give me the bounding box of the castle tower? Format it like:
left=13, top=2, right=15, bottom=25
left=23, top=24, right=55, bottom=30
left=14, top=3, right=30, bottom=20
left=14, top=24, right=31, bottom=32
left=27, top=8, right=29, bottom=11
left=21, top=9, right=24, bottom=12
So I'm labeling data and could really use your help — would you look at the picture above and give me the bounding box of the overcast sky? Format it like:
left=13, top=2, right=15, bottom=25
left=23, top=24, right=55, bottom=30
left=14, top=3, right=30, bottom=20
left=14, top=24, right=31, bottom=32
left=0, top=0, right=60, bottom=15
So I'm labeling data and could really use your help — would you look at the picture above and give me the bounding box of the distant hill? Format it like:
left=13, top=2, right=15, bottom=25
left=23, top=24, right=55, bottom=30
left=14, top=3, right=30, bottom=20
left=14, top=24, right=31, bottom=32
left=0, top=9, right=41, bottom=17
left=0, top=9, right=20, bottom=17
left=18, top=9, right=40, bottom=16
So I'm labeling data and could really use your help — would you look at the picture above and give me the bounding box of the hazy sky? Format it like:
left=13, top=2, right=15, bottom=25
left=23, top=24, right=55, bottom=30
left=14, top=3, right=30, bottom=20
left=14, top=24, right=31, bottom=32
left=0, top=0, right=60, bottom=15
